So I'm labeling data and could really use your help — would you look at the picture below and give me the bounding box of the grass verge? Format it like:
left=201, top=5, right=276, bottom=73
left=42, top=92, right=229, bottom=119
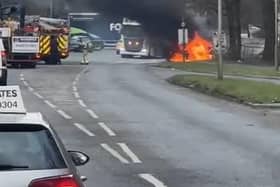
left=158, top=62, right=280, bottom=78
left=168, top=75, right=280, bottom=104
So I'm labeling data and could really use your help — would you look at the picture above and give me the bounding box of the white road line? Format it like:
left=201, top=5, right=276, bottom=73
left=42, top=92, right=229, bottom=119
left=86, top=109, right=99, bottom=119
left=78, top=99, right=87, bottom=108
left=44, top=100, right=57, bottom=109
left=75, top=75, right=80, bottom=81
left=100, top=143, right=130, bottom=164
left=117, top=143, right=142, bottom=163
left=139, top=174, right=167, bottom=187
left=20, top=73, right=24, bottom=77
left=74, top=123, right=95, bottom=136
left=28, top=87, right=34, bottom=92
left=23, top=81, right=29, bottom=86
left=74, top=92, right=80, bottom=98
left=57, top=110, right=72, bottom=119
left=20, top=77, right=25, bottom=81
left=98, top=122, right=116, bottom=136
left=73, top=86, right=77, bottom=92
left=34, top=92, right=44, bottom=99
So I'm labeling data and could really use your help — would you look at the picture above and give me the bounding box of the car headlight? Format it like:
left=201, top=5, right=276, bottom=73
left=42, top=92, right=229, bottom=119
left=141, top=49, right=148, bottom=52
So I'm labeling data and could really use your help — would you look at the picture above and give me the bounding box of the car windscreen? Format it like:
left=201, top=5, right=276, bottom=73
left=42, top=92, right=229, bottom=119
left=0, top=124, right=66, bottom=171
left=121, top=25, right=145, bottom=38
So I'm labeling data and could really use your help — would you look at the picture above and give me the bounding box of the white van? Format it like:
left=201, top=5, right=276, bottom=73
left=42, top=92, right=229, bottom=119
left=0, top=38, right=7, bottom=85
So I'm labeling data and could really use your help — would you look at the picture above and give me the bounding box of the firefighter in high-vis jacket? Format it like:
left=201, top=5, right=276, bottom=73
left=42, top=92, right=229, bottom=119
left=80, top=39, right=89, bottom=65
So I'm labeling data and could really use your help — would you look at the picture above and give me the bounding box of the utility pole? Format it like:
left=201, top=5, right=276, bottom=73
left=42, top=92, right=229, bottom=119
left=0, top=1, right=2, bottom=21
left=0, top=0, right=3, bottom=21
left=275, top=0, right=279, bottom=71
left=217, top=0, right=224, bottom=80
left=182, top=0, right=188, bottom=63
left=19, top=0, right=25, bottom=29
left=182, top=18, right=186, bottom=63
left=50, top=0, right=53, bottom=18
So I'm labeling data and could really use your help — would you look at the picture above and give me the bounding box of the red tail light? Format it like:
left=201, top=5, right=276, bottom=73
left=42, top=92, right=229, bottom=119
left=35, top=53, right=41, bottom=59
left=29, top=175, right=80, bottom=187
left=1, top=51, right=6, bottom=58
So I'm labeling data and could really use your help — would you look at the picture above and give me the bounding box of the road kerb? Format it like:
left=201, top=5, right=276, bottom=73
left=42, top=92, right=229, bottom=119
left=247, top=102, right=280, bottom=109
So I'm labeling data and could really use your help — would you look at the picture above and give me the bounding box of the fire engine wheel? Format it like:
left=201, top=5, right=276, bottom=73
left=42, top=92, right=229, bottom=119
left=44, top=58, right=52, bottom=65
left=11, top=63, right=19, bottom=68
left=121, top=54, right=132, bottom=58
left=45, top=57, right=61, bottom=65
left=0, top=69, right=8, bottom=86
left=29, top=62, right=37, bottom=69
left=21, top=63, right=37, bottom=69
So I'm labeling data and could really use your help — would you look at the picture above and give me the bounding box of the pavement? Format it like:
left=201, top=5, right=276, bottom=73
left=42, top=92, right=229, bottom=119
left=8, top=49, right=280, bottom=187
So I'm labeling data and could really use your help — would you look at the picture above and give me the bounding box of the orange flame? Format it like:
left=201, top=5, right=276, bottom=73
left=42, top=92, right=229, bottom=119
left=170, top=32, right=213, bottom=63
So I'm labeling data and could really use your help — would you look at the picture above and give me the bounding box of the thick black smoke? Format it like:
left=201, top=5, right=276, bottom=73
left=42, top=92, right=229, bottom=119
left=67, top=0, right=198, bottom=56
left=18, top=0, right=199, bottom=56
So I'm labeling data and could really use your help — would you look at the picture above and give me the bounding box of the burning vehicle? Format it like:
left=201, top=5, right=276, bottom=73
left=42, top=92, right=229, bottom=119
left=170, top=32, right=214, bottom=63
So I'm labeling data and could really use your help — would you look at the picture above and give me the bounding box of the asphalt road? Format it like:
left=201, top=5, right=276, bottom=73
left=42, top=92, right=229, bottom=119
left=8, top=49, right=280, bottom=187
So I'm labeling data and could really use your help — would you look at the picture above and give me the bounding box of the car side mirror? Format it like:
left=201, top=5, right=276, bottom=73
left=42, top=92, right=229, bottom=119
left=68, top=151, right=90, bottom=166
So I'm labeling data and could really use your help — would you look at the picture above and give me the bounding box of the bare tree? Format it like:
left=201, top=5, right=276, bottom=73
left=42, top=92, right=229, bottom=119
left=262, top=0, right=275, bottom=62
left=225, top=0, right=241, bottom=60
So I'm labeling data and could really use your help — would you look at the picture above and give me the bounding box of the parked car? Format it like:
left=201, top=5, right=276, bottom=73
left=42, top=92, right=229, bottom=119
left=0, top=112, right=90, bottom=187
left=88, top=33, right=105, bottom=51
left=70, top=35, right=94, bottom=52
left=70, top=34, right=105, bottom=52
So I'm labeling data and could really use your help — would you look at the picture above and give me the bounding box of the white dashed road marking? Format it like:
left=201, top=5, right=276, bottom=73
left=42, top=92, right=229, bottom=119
left=117, top=143, right=142, bottom=163
left=44, top=100, right=57, bottom=109
left=73, top=86, right=77, bottom=92
left=73, top=81, right=77, bottom=86
left=78, top=99, right=87, bottom=108
left=101, top=143, right=130, bottom=164
left=139, top=174, right=167, bottom=187
left=23, top=81, right=29, bottom=86
left=34, top=92, right=44, bottom=99
left=75, top=75, right=80, bottom=81
left=74, top=92, right=80, bottom=98
left=28, top=87, right=34, bottom=92
left=74, top=123, right=95, bottom=137
left=98, top=122, right=116, bottom=136
left=57, top=110, right=72, bottom=120
left=86, top=109, right=99, bottom=119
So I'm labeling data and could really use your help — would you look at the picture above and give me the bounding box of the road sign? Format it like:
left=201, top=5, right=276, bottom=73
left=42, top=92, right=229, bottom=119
left=12, top=36, right=39, bottom=53
left=178, top=28, right=188, bottom=45
left=0, top=86, right=26, bottom=114
left=212, top=31, right=227, bottom=51
left=0, top=28, right=11, bottom=37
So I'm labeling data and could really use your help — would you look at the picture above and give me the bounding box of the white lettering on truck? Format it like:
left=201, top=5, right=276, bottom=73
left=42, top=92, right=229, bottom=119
left=110, top=23, right=122, bottom=32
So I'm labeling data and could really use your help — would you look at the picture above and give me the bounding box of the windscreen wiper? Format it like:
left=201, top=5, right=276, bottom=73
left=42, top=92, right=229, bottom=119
left=0, top=165, right=29, bottom=170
